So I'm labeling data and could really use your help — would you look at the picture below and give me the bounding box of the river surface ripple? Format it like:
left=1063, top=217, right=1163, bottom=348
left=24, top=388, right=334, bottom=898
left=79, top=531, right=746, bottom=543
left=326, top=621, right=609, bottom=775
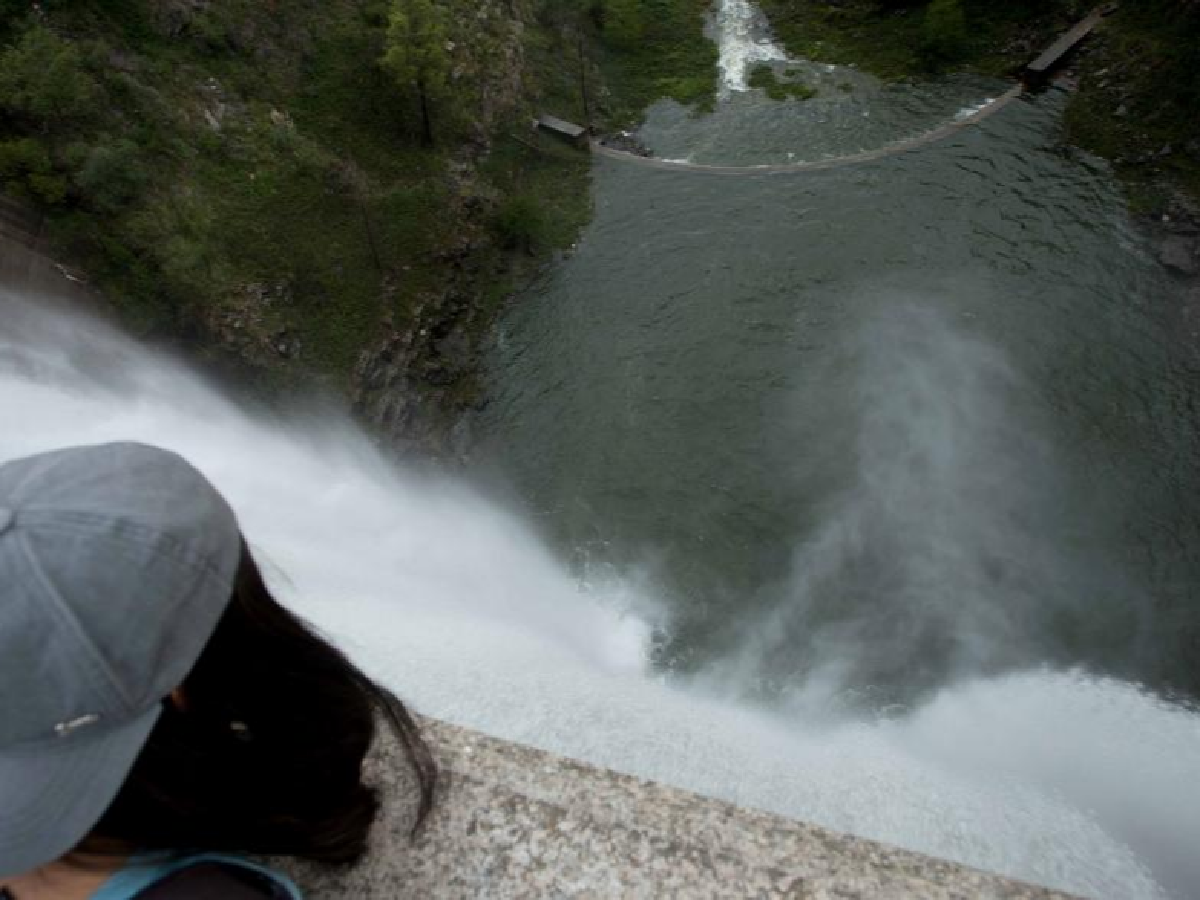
left=474, top=74, right=1200, bottom=896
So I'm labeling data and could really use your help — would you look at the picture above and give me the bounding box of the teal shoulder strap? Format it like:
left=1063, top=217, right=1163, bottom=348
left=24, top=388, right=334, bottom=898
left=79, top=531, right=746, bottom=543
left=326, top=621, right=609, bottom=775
left=90, top=853, right=302, bottom=900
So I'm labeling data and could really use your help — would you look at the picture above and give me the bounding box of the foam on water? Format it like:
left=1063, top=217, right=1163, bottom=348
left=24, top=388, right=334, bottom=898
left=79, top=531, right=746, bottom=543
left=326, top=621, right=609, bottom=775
left=955, top=98, right=997, bottom=120
left=660, top=2, right=1007, bottom=168
left=2, top=292, right=1198, bottom=899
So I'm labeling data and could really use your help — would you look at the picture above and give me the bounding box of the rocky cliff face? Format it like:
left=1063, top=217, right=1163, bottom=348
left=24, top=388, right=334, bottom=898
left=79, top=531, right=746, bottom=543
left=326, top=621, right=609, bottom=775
left=0, top=196, right=101, bottom=309
left=1155, top=189, right=1200, bottom=359
left=352, top=1, right=557, bottom=457
left=205, top=0, right=582, bottom=457
left=0, top=0, right=591, bottom=456
left=353, top=186, right=500, bottom=457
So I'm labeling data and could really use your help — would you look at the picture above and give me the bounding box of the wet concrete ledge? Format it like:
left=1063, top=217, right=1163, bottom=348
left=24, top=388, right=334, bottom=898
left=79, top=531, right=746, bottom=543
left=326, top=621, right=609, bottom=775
left=282, top=718, right=1078, bottom=899
left=0, top=200, right=1076, bottom=900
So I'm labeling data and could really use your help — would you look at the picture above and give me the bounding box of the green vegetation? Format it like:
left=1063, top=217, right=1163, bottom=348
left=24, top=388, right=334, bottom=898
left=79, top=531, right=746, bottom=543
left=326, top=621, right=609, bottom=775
left=918, top=0, right=969, bottom=68
left=755, top=0, right=1200, bottom=205
left=481, top=134, right=593, bottom=255
left=13, top=0, right=1188, bottom=440
left=381, top=0, right=453, bottom=146
left=594, top=0, right=720, bottom=121
left=1064, top=1, right=1200, bottom=208
left=492, top=193, right=548, bottom=253
left=748, top=64, right=816, bottom=101
left=0, top=0, right=726, bottom=443
left=757, top=0, right=1087, bottom=79
left=519, top=0, right=720, bottom=129
left=0, top=1, right=595, bottom=390
left=0, top=137, right=67, bottom=204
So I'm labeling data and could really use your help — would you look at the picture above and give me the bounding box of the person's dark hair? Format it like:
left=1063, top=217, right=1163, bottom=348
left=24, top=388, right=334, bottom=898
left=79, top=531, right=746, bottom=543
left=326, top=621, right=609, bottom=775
left=81, top=541, right=437, bottom=864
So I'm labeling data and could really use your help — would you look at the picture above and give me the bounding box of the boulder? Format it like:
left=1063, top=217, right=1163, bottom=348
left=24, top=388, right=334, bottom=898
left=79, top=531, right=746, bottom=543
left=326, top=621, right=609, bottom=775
left=1160, top=235, right=1199, bottom=276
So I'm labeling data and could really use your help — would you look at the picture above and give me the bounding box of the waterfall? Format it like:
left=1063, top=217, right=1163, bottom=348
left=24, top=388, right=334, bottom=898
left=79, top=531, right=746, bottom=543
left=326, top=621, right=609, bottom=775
left=715, top=0, right=789, bottom=95
left=3, top=288, right=1197, bottom=898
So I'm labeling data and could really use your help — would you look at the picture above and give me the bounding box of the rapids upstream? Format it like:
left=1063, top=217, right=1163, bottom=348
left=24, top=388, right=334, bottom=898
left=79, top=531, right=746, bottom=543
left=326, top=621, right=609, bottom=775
left=2, top=2, right=1200, bottom=898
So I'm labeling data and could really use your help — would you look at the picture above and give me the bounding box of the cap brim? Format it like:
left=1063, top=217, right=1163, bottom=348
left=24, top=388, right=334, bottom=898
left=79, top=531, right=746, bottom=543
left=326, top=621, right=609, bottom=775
left=0, top=703, right=161, bottom=877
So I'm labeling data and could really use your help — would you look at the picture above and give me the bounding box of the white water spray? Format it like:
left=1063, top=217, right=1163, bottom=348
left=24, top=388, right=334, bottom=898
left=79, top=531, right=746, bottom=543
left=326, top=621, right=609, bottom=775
left=714, top=0, right=788, bottom=94
left=2, top=291, right=1198, bottom=899
left=955, top=97, right=997, bottom=120
left=706, top=304, right=1125, bottom=708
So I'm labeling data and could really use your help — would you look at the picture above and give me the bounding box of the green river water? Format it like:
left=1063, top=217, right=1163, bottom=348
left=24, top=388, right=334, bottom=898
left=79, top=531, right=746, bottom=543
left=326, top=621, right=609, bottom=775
left=3, top=10, right=1199, bottom=894
left=474, top=66, right=1200, bottom=713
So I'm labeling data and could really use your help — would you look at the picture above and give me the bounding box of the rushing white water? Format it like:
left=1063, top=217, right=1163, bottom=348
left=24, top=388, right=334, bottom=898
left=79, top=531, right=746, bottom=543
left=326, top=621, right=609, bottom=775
left=955, top=97, right=997, bottom=120
left=3, top=290, right=1199, bottom=899
left=695, top=1, right=1003, bottom=170
left=714, top=0, right=788, bottom=94
left=701, top=303, right=1109, bottom=708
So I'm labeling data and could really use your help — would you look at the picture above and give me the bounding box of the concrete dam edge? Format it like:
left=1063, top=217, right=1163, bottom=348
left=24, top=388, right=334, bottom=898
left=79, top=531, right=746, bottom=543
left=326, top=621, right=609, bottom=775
left=1, top=208, right=1079, bottom=900
left=279, top=717, right=1080, bottom=899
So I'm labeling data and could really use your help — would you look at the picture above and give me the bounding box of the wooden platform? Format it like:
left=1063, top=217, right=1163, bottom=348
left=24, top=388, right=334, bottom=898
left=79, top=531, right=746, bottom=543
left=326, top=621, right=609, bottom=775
left=535, top=115, right=588, bottom=149
left=1023, top=4, right=1116, bottom=85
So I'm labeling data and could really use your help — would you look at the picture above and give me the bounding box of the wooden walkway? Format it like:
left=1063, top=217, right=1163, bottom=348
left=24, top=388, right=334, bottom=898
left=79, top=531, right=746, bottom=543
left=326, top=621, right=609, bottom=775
left=536, top=115, right=589, bottom=148
left=1024, top=4, right=1116, bottom=85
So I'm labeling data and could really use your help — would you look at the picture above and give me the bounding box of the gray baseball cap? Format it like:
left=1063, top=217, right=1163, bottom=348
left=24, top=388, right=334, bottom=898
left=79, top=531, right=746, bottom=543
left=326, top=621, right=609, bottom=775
left=0, top=442, right=242, bottom=875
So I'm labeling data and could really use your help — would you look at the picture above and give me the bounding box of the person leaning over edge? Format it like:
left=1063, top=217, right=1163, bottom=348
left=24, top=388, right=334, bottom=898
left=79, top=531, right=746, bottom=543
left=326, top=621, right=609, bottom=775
left=0, top=442, right=437, bottom=900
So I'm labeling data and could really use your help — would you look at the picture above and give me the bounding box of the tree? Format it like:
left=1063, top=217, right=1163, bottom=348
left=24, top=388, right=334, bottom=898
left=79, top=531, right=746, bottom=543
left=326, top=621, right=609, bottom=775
left=0, top=137, right=67, bottom=204
left=381, top=0, right=452, bottom=146
left=919, top=0, right=969, bottom=68
left=602, top=0, right=643, bottom=50
left=0, top=25, right=101, bottom=129
left=492, top=192, right=546, bottom=254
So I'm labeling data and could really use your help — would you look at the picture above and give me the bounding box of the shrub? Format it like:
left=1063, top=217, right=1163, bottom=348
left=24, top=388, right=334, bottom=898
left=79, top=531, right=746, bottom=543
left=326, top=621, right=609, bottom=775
left=0, top=137, right=50, bottom=179
left=0, top=25, right=101, bottom=126
left=919, top=0, right=969, bottom=68
left=602, top=0, right=643, bottom=49
left=0, top=137, right=67, bottom=203
left=492, top=193, right=546, bottom=253
left=748, top=64, right=816, bottom=101
left=380, top=0, right=453, bottom=146
left=74, top=139, right=149, bottom=213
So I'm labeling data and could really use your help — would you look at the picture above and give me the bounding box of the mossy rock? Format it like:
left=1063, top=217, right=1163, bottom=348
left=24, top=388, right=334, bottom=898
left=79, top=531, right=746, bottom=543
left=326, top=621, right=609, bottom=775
left=748, top=64, right=816, bottom=101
